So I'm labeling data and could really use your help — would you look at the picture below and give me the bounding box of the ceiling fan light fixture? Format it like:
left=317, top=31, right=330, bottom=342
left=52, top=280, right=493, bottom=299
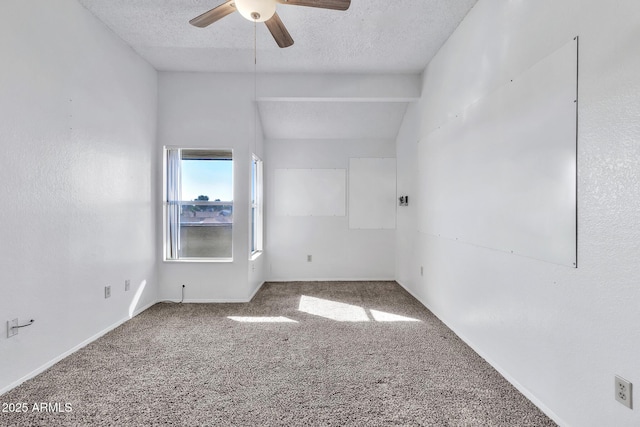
left=234, top=0, right=277, bottom=22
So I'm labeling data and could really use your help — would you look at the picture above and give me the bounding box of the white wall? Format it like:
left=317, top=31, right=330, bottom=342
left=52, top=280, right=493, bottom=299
left=157, top=72, right=265, bottom=302
left=157, top=72, right=417, bottom=298
left=266, top=138, right=396, bottom=281
left=396, top=1, right=640, bottom=426
left=0, top=0, right=158, bottom=394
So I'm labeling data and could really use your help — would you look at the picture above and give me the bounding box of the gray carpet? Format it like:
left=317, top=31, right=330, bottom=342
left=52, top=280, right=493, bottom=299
left=0, top=281, right=556, bottom=426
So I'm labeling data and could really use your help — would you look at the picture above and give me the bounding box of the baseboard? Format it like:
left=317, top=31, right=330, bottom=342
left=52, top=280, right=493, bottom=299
left=159, top=280, right=394, bottom=303
left=158, top=285, right=265, bottom=304
left=158, top=282, right=267, bottom=305
left=265, top=277, right=396, bottom=282
left=0, top=300, right=156, bottom=396
left=247, top=280, right=266, bottom=301
left=162, top=298, right=252, bottom=303
left=395, top=279, right=567, bottom=427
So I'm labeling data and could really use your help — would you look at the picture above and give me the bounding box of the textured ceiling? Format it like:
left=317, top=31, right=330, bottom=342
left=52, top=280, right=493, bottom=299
left=77, top=0, right=478, bottom=140
left=77, top=0, right=477, bottom=73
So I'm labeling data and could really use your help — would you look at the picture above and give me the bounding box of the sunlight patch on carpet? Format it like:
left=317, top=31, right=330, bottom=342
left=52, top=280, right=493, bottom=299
left=298, top=295, right=422, bottom=323
left=369, top=309, right=420, bottom=322
left=227, top=316, right=298, bottom=323
left=298, top=295, right=370, bottom=322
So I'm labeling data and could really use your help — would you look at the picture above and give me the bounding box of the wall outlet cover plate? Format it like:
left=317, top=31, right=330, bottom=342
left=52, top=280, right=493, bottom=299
left=615, top=375, right=633, bottom=409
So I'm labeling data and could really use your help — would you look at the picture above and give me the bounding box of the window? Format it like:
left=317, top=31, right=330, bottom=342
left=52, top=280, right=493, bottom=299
left=250, top=154, right=263, bottom=257
left=164, top=148, right=233, bottom=261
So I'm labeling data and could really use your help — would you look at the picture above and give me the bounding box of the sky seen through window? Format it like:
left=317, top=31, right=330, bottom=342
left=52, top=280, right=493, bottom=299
left=181, top=159, right=233, bottom=202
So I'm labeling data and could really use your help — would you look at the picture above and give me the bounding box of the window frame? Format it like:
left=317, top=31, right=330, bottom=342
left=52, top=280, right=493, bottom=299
left=250, top=154, right=264, bottom=259
left=163, top=146, right=234, bottom=263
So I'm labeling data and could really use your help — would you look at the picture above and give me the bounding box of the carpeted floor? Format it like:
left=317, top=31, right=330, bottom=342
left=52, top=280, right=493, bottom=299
left=0, top=281, right=556, bottom=426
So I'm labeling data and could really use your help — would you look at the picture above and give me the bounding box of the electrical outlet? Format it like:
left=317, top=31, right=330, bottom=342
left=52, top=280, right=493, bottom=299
left=615, top=375, right=632, bottom=409
left=105, top=285, right=111, bottom=299
left=7, top=319, right=18, bottom=338
left=307, top=255, right=312, bottom=262
left=125, top=280, right=130, bottom=291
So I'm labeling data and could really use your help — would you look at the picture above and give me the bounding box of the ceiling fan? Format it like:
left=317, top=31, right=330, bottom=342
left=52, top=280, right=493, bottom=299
left=189, top=0, right=351, bottom=48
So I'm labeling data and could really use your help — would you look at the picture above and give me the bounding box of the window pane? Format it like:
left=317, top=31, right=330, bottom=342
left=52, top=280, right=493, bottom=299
left=251, top=206, right=256, bottom=253
left=180, top=156, right=233, bottom=259
left=180, top=202, right=233, bottom=225
left=251, top=160, right=256, bottom=204
left=181, top=159, right=232, bottom=202
left=179, top=202, right=233, bottom=258
left=164, top=147, right=234, bottom=261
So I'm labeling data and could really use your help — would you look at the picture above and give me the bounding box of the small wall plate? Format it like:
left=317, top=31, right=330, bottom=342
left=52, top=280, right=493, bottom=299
left=7, top=319, right=18, bottom=338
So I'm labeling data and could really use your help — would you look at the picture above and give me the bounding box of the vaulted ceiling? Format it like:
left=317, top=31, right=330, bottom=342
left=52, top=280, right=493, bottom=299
left=78, top=0, right=478, bottom=139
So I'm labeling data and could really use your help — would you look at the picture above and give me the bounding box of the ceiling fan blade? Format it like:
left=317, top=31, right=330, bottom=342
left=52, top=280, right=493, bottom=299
left=189, top=1, right=236, bottom=28
left=277, top=0, right=350, bottom=11
left=265, top=13, right=294, bottom=48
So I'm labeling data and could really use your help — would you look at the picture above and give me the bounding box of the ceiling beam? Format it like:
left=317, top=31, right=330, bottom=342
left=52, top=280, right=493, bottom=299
left=255, top=73, right=421, bottom=102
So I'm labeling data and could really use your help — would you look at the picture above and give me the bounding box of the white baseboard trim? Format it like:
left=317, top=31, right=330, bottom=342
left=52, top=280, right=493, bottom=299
left=265, top=277, right=396, bottom=282
left=394, top=280, right=567, bottom=427
left=159, top=280, right=394, bottom=303
left=0, top=300, right=156, bottom=396
left=247, top=281, right=266, bottom=301
left=157, top=282, right=267, bottom=305
left=159, top=299, right=249, bottom=303
left=166, top=299, right=251, bottom=303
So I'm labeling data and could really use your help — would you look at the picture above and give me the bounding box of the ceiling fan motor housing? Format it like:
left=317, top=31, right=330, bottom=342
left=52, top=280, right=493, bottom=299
left=189, top=0, right=351, bottom=48
left=235, top=0, right=277, bottom=22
